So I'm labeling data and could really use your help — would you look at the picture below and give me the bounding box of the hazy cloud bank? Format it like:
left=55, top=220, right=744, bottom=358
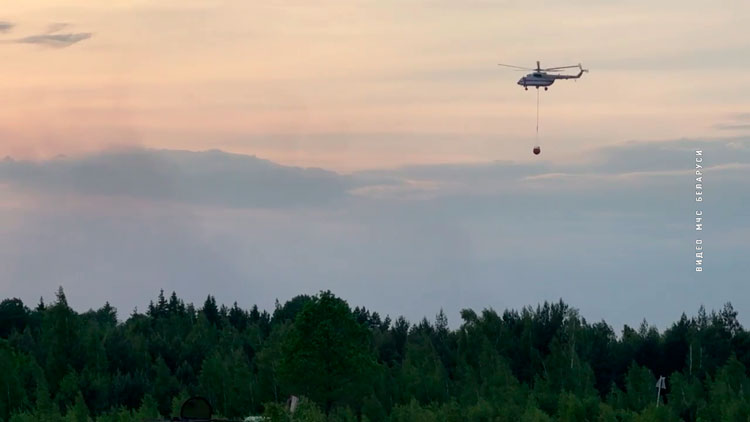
left=0, top=149, right=356, bottom=208
left=1, top=138, right=748, bottom=329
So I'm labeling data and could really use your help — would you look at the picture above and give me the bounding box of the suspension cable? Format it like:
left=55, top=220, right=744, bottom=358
left=536, top=88, right=540, bottom=145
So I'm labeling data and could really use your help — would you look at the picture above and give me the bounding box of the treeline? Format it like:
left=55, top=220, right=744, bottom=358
left=1, top=288, right=750, bottom=422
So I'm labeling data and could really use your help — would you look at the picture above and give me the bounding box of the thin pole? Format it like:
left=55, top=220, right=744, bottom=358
left=656, top=386, right=661, bottom=407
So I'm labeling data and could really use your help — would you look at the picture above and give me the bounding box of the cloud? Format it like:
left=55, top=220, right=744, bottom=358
left=715, top=123, right=750, bottom=131
left=1, top=138, right=748, bottom=330
left=0, top=21, right=90, bottom=48
left=713, top=113, right=750, bottom=132
left=0, top=148, right=356, bottom=208
left=371, top=138, right=750, bottom=185
left=15, top=32, right=92, bottom=48
left=4, top=138, right=748, bottom=211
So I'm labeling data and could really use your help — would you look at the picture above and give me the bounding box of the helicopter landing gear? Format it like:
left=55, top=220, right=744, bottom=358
left=524, top=86, right=528, bottom=91
left=544, top=87, right=548, bottom=91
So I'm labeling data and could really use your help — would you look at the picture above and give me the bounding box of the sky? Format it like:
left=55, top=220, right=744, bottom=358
left=1, top=1, right=749, bottom=330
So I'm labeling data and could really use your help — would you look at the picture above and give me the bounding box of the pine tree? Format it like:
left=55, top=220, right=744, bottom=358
left=65, top=393, right=89, bottom=422
left=202, top=295, right=220, bottom=326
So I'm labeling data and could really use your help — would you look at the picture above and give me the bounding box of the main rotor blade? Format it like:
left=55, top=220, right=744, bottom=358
left=497, top=63, right=534, bottom=71
left=542, top=65, right=581, bottom=71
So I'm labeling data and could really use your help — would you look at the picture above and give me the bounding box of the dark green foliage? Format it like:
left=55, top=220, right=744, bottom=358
left=278, top=291, right=378, bottom=412
left=272, top=295, right=313, bottom=325
left=67, top=392, right=90, bottom=422
left=201, top=295, right=220, bottom=327
left=3, top=289, right=750, bottom=422
left=0, top=299, right=29, bottom=338
left=0, top=343, right=29, bottom=421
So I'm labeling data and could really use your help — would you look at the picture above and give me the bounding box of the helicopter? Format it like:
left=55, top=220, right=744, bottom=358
left=498, top=61, right=588, bottom=90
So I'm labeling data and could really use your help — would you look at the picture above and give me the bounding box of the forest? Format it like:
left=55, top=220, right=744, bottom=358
left=1, top=287, right=750, bottom=422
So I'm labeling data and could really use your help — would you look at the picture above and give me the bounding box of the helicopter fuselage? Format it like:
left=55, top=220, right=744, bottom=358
left=517, top=67, right=586, bottom=90
left=517, top=72, right=555, bottom=88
